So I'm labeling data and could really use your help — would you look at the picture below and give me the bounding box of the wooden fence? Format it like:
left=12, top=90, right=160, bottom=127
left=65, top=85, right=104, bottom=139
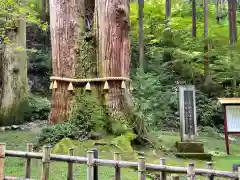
left=0, top=143, right=239, bottom=180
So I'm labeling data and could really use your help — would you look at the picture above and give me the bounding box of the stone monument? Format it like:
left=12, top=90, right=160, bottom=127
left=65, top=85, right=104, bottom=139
left=175, top=85, right=212, bottom=161
left=179, top=85, right=197, bottom=141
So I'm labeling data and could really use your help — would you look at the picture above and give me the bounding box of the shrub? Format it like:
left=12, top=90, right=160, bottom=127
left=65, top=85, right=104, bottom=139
left=37, top=90, right=108, bottom=146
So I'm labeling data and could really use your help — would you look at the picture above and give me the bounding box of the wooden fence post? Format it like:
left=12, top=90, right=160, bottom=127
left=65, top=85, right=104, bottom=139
left=160, top=158, right=167, bottom=180
left=92, top=148, right=98, bottom=180
left=0, top=143, right=6, bottom=180
left=187, top=163, right=195, bottom=180
left=114, top=152, right=121, bottom=180
left=25, top=143, right=33, bottom=179
left=238, top=167, right=240, bottom=179
left=138, top=156, right=146, bottom=180
left=67, top=148, right=74, bottom=180
left=206, top=162, right=214, bottom=180
left=87, top=151, right=94, bottom=180
left=41, top=145, right=51, bottom=180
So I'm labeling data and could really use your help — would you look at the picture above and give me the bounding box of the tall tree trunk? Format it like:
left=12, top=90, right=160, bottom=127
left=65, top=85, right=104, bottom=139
left=227, top=0, right=237, bottom=96
left=95, top=0, right=131, bottom=119
left=228, top=0, right=234, bottom=44
left=203, top=0, right=209, bottom=81
left=48, top=0, right=80, bottom=123
left=49, top=0, right=143, bottom=137
left=138, top=0, right=144, bottom=72
left=0, top=17, right=28, bottom=125
left=165, top=0, right=171, bottom=26
left=192, top=0, right=196, bottom=37
left=49, top=0, right=98, bottom=124
left=232, top=0, right=237, bottom=42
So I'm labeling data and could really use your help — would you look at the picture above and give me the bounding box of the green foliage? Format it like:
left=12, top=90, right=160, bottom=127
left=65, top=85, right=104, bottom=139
left=70, top=90, right=107, bottom=132
left=111, top=132, right=136, bottom=153
left=37, top=89, right=108, bottom=146
left=27, top=94, right=50, bottom=121
left=130, top=0, right=240, bottom=130
left=37, top=122, right=80, bottom=147
left=0, top=94, right=50, bottom=126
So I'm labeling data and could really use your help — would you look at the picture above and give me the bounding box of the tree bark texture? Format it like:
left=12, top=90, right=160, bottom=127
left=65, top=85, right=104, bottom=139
left=48, top=0, right=80, bottom=124
left=49, top=0, right=99, bottom=124
left=95, top=0, right=131, bottom=118
left=0, top=17, right=28, bottom=125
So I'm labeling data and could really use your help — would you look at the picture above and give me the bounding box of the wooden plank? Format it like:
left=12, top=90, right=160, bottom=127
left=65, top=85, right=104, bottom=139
left=25, top=143, right=33, bottom=179
left=0, top=143, right=6, bottom=180
left=138, top=157, right=145, bottom=180
left=87, top=151, right=94, bottom=180
left=41, top=145, right=51, bottom=180
left=160, top=158, right=166, bottom=180
left=67, top=148, right=74, bottom=180
left=114, top=152, right=121, bottom=180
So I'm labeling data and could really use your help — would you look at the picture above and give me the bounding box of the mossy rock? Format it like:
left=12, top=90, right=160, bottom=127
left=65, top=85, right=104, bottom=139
left=176, top=141, right=204, bottom=153
left=52, top=138, right=78, bottom=154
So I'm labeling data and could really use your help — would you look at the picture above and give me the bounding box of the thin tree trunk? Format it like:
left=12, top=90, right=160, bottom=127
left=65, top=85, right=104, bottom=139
left=0, top=17, right=28, bottom=125
left=95, top=0, right=131, bottom=119
left=192, top=0, right=196, bottom=37
left=203, top=0, right=209, bottom=81
left=232, top=0, right=237, bottom=42
left=165, top=0, right=171, bottom=26
left=138, top=0, right=144, bottom=72
left=228, top=0, right=234, bottom=44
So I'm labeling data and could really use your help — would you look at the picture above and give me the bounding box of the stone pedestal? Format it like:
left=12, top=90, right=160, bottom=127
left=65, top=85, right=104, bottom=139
left=175, top=141, right=212, bottom=161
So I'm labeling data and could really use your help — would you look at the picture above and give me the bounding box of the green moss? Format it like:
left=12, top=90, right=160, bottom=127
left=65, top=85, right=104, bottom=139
left=52, top=138, right=78, bottom=154
left=70, top=89, right=109, bottom=133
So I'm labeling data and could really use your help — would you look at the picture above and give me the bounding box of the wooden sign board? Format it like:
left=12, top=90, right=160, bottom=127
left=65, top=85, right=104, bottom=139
left=179, top=85, right=197, bottom=141
left=218, top=98, right=240, bottom=155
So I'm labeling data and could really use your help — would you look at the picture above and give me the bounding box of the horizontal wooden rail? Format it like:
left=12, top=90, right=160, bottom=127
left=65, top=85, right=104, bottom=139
left=4, top=176, right=35, bottom=180
left=5, top=150, right=239, bottom=178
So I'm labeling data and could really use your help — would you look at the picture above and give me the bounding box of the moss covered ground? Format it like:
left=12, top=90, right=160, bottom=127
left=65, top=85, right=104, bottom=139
left=1, top=130, right=240, bottom=179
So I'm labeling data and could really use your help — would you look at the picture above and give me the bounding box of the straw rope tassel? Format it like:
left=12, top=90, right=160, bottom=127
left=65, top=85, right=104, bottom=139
left=49, top=81, right=53, bottom=89
left=53, top=80, right=57, bottom=89
left=85, top=82, right=91, bottom=91
left=68, top=82, right=74, bottom=91
left=103, top=81, right=109, bottom=90
left=121, top=80, right=126, bottom=89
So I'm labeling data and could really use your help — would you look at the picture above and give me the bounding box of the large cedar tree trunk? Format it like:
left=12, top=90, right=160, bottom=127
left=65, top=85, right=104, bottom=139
left=0, top=18, right=28, bottom=125
left=95, top=0, right=131, bottom=119
left=49, top=0, right=143, bottom=137
left=48, top=0, right=79, bottom=123
left=49, top=0, right=96, bottom=124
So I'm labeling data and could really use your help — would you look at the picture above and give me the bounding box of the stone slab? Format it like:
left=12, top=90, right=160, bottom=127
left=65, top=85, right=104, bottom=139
left=175, top=153, right=212, bottom=161
left=176, top=141, right=204, bottom=153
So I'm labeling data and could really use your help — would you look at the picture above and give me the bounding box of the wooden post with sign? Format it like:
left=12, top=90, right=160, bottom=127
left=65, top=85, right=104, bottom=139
left=218, top=98, right=240, bottom=155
